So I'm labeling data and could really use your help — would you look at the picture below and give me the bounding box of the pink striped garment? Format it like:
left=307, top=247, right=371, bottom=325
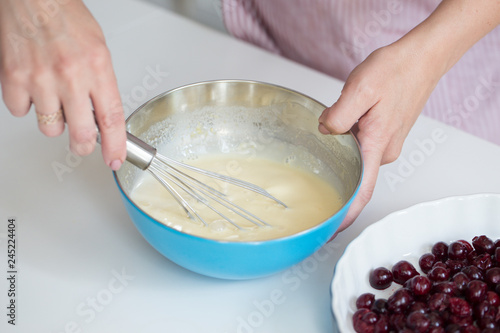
left=222, top=0, right=500, bottom=145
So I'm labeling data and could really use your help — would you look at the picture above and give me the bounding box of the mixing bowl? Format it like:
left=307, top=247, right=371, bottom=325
left=114, top=80, right=363, bottom=280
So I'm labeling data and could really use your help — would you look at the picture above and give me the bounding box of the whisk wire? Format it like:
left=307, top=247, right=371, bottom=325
left=150, top=160, right=245, bottom=229
left=149, top=164, right=209, bottom=226
left=175, top=173, right=271, bottom=228
left=157, top=155, right=288, bottom=209
left=151, top=159, right=270, bottom=229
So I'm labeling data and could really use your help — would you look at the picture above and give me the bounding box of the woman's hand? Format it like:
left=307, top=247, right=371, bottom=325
left=319, top=43, right=439, bottom=233
left=0, top=0, right=126, bottom=170
left=320, top=0, right=500, bottom=234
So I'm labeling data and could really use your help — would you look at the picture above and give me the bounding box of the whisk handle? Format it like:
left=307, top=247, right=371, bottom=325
left=88, top=110, right=156, bottom=170
left=125, top=132, right=157, bottom=170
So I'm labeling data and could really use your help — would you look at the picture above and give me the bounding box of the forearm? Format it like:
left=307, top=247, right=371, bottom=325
left=395, top=0, right=500, bottom=77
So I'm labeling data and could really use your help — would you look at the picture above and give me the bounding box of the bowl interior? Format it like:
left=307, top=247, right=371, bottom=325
left=115, top=80, right=362, bottom=237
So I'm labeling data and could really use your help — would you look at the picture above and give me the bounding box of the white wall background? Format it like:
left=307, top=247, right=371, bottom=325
left=140, top=0, right=228, bottom=33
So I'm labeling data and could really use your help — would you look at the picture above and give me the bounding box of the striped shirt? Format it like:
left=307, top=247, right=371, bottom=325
left=222, top=0, right=500, bottom=145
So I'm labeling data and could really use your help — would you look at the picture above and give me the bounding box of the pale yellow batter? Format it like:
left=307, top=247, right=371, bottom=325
left=130, top=155, right=342, bottom=241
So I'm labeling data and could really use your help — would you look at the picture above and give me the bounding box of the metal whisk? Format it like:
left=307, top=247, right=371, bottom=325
left=126, top=132, right=287, bottom=229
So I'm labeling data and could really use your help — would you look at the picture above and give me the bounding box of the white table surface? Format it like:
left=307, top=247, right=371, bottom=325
left=1, top=1, right=499, bottom=332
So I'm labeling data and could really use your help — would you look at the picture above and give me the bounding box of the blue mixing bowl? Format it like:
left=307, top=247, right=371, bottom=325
left=114, top=80, right=362, bottom=280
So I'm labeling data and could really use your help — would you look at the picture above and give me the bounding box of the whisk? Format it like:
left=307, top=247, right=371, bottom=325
left=125, top=132, right=287, bottom=229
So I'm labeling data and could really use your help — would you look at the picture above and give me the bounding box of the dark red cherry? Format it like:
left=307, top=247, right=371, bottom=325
left=369, top=267, right=393, bottom=290
left=461, top=265, right=484, bottom=281
left=404, top=275, right=432, bottom=296
left=432, top=242, right=449, bottom=261
left=448, top=241, right=470, bottom=260
left=428, top=266, right=450, bottom=282
left=465, top=280, right=488, bottom=304
left=472, top=235, right=496, bottom=255
left=370, top=298, right=388, bottom=315
left=392, top=260, right=419, bottom=285
left=451, top=272, right=470, bottom=294
left=449, top=297, right=473, bottom=317
left=406, top=311, right=430, bottom=333
left=356, top=293, right=375, bottom=310
left=419, top=253, right=437, bottom=274
left=428, top=293, right=450, bottom=312
left=387, top=288, right=414, bottom=314
left=485, top=267, right=500, bottom=287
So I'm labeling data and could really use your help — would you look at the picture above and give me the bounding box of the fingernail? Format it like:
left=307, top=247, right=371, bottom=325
left=318, top=123, right=331, bottom=135
left=110, top=159, right=122, bottom=171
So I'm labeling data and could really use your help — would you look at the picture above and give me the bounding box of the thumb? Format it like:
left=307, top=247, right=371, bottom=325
left=318, top=82, right=379, bottom=135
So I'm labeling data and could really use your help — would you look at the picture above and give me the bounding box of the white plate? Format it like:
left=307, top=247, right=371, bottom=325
left=331, top=194, right=500, bottom=332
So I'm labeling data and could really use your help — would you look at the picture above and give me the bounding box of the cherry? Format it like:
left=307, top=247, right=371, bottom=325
left=485, top=267, right=500, bottom=287
left=445, top=259, right=466, bottom=276
left=448, top=241, right=469, bottom=260
left=451, top=272, right=470, bottom=294
left=388, top=313, right=406, bottom=331
left=370, top=298, right=388, bottom=315
left=408, top=301, right=428, bottom=314
left=428, top=293, right=450, bottom=312
left=428, top=266, right=450, bottom=282
left=353, top=308, right=373, bottom=333
left=428, top=311, right=444, bottom=329
left=387, top=288, right=414, bottom=314
left=457, top=240, right=474, bottom=253
left=494, top=247, right=500, bottom=266
left=465, top=280, right=488, bottom=304
left=432, top=242, right=449, bottom=261
left=470, top=253, right=493, bottom=271
left=449, top=297, right=472, bottom=317
left=478, top=316, right=499, bottom=330
left=406, top=311, right=430, bottom=333
left=473, top=300, right=491, bottom=320
left=432, top=281, right=459, bottom=296
left=461, top=265, right=484, bottom=281
left=472, top=235, right=496, bottom=255
left=485, top=290, right=500, bottom=306
left=392, top=260, right=419, bottom=285
left=374, top=314, right=389, bottom=333
left=420, top=253, right=437, bottom=274
left=369, top=267, right=393, bottom=290
left=356, top=293, right=375, bottom=309
left=405, top=275, right=432, bottom=296
left=433, top=261, right=448, bottom=270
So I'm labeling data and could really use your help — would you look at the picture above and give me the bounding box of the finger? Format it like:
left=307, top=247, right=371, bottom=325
left=318, top=80, right=379, bottom=135
left=30, top=80, right=65, bottom=137
left=61, top=85, right=97, bottom=156
left=91, top=63, right=126, bottom=170
left=36, top=108, right=65, bottom=136
left=0, top=73, right=32, bottom=117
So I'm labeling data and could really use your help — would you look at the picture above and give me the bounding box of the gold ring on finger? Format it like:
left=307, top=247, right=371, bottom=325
left=36, top=109, right=63, bottom=125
